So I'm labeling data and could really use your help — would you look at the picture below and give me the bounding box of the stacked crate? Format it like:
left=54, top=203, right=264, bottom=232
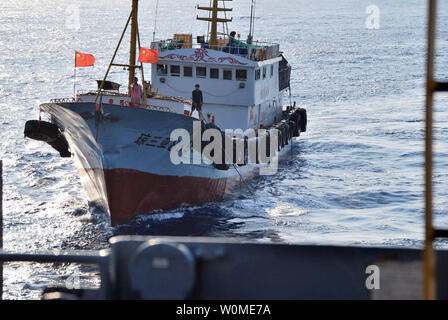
left=173, top=34, right=193, bottom=48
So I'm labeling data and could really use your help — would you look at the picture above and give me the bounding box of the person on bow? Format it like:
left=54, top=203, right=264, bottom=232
left=131, top=77, right=143, bottom=106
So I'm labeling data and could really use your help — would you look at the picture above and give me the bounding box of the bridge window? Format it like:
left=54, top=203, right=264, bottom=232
left=157, top=64, right=167, bottom=76
left=236, top=69, right=247, bottom=81
left=263, top=66, right=267, bottom=79
left=223, top=69, right=232, bottom=80
left=270, top=64, right=274, bottom=78
left=183, top=66, right=192, bottom=77
left=196, top=66, right=207, bottom=78
left=255, top=69, right=261, bottom=80
left=170, top=65, right=180, bottom=77
left=210, top=68, right=219, bottom=79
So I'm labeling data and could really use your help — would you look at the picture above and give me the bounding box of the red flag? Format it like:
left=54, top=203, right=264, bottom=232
left=138, top=47, right=158, bottom=63
left=75, top=51, right=95, bottom=67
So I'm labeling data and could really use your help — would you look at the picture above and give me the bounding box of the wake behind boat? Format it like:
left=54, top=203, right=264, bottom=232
left=24, top=0, right=307, bottom=226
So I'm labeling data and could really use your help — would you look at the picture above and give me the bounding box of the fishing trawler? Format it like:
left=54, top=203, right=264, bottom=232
left=24, top=0, right=307, bottom=226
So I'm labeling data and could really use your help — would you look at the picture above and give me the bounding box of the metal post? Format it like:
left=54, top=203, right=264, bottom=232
left=152, top=0, right=159, bottom=42
left=423, top=0, right=436, bottom=300
left=0, top=160, right=3, bottom=300
left=136, top=22, right=148, bottom=106
left=73, top=52, right=76, bottom=98
left=128, top=0, right=138, bottom=96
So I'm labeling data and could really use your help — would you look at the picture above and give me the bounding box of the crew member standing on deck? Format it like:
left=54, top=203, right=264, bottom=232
left=131, top=77, right=143, bottom=106
left=191, top=84, right=204, bottom=120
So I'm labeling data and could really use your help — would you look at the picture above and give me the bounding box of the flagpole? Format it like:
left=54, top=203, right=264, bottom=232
left=73, top=51, right=76, bottom=97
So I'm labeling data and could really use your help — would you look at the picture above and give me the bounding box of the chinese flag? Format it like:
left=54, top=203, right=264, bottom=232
left=138, top=47, right=158, bottom=63
left=75, top=51, right=95, bottom=67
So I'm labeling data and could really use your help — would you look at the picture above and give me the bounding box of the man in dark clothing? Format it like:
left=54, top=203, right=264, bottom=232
left=191, top=84, right=204, bottom=119
left=229, top=31, right=237, bottom=47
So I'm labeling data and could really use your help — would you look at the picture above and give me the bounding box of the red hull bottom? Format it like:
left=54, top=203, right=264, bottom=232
left=80, top=168, right=228, bottom=225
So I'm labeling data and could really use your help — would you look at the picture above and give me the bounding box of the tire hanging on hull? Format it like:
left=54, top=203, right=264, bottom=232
left=297, top=108, right=307, bottom=132
left=201, top=122, right=230, bottom=171
left=24, top=120, right=71, bottom=157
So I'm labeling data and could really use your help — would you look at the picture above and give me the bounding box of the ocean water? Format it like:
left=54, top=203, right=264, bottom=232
left=0, top=0, right=447, bottom=299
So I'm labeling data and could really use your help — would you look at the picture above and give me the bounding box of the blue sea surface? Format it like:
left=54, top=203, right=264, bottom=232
left=0, top=0, right=447, bottom=298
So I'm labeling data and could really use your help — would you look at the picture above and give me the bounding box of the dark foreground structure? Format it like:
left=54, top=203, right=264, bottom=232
left=0, top=0, right=447, bottom=300
left=1, top=236, right=448, bottom=300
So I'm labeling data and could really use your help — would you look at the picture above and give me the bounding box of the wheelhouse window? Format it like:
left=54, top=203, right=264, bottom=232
left=263, top=66, right=267, bottom=79
left=184, top=66, right=192, bottom=77
left=196, top=66, right=207, bottom=78
left=170, top=65, right=180, bottom=77
left=270, top=64, right=274, bottom=78
left=255, top=69, right=261, bottom=80
left=236, top=69, right=247, bottom=81
left=210, top=68, right=219, bottom=79
left=157, top=64, right=167, bottom=76
left=223, top=69, right=233, bottom=80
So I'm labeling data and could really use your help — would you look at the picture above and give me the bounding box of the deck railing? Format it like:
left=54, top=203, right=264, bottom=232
left=151, top=40, right=280, bottom=62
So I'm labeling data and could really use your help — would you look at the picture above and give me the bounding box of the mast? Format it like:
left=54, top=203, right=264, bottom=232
left=95, top=0, right=145, bottom=105
left=128, top=0, right=138, bottom=96
left=197, top=0, right=232, bottom=48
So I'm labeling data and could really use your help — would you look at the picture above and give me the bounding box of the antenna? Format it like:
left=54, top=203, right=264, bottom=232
left=247, top=0, right=256, bottom=44
left=152, top=0, right=159, bottom=42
